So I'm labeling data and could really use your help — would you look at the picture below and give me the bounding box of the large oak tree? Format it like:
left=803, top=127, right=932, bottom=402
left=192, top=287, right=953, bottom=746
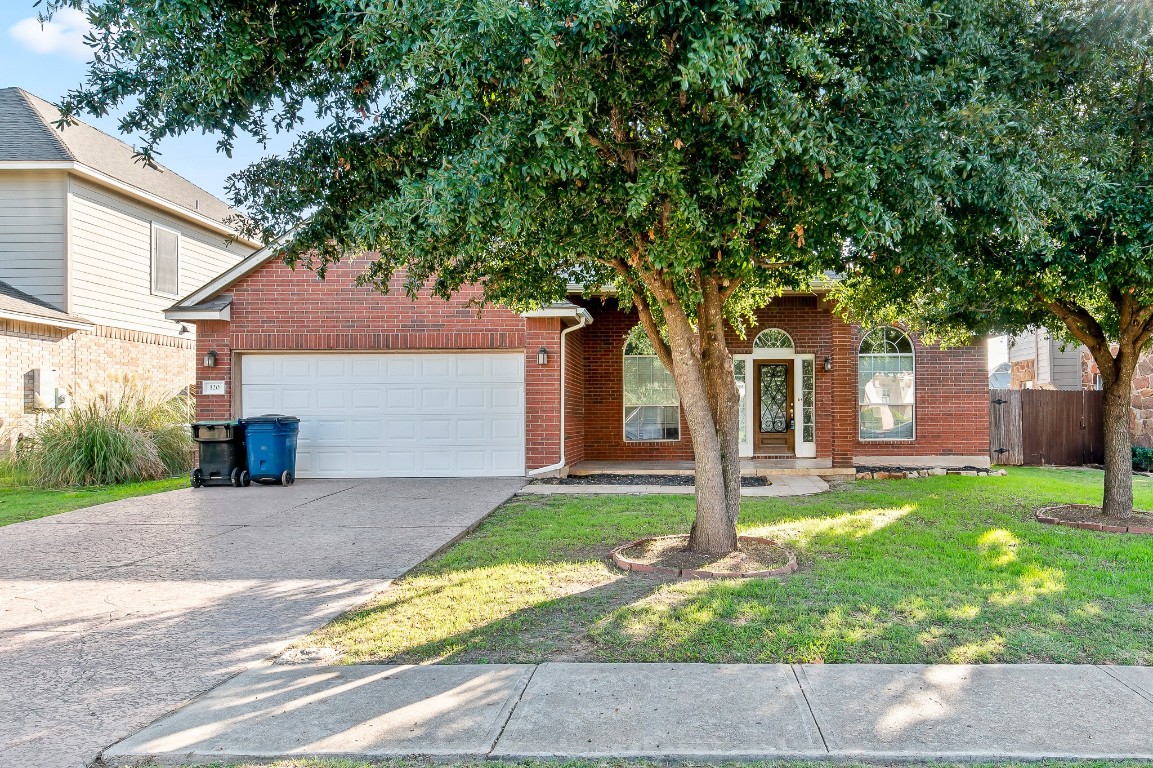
left=841, top=0, right=1153, bottom=518
left=51, top=0, right=1047, bottom=552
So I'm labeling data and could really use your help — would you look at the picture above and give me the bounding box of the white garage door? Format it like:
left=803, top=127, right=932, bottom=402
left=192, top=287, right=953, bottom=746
left=241, top=353, right=525, bottom=478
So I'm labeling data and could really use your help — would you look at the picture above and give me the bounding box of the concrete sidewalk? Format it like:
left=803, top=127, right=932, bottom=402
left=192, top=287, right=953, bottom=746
left=106, top=662, right=1153, bottom=764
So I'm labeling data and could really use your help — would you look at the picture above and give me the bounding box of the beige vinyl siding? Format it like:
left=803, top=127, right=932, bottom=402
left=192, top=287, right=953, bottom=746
left=1007, top=331, right=1036, bottom=364
left=1049, top=339, right=1085, bottom=390
left=0, top=171, right=67, bottom=308
left=67, top=177, right=247, bottom=336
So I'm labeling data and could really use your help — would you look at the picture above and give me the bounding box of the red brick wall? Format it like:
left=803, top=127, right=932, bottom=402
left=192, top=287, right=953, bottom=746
left=852, top=329, right=989, bottom=461
left=572, top=298, right=987, bottom=465
left=195, top=254, right=988, bottom=472
left=564, top=327, right=587, bottom=466
left=192, top=256, right=551, bottom=448
left=525, top=317, right=562, bottom=470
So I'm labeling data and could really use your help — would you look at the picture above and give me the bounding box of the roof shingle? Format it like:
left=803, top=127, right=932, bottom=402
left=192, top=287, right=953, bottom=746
left=0, top=87, right=240, bottom=226
left=0, top=280, right=92, bottom=327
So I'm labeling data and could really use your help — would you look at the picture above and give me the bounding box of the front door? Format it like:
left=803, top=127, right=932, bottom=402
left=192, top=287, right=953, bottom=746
left=754, top=360, right=794, bottom=455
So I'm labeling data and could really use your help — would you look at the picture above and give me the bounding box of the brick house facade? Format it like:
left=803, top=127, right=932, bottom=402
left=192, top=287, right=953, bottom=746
left=170, top=249, right=990, bottom=477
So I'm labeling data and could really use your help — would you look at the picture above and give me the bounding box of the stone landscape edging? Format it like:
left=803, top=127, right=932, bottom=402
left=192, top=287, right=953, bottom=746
left=610, top=534, right=798, bottom=579
left=1035, top=506, right=1153, bottom=535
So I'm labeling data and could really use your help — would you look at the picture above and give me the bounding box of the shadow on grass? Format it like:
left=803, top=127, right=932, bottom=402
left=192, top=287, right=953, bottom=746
left=310, top=472, right=1153, bottom=666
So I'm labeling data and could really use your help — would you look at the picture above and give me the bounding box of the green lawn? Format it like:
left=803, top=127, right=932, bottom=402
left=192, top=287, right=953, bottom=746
left=303, top=467, right=1153, bottom=665
left=0, top=472, right=186, bottom=527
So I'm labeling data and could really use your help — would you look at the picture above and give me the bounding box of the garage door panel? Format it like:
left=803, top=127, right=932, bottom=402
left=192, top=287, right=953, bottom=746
left=282, top=358, right=313, bottom=378
left=421, top=357, right=452, bottom=377
left=351, top=389, right=382, bottom=409
left=241, top=353, right=525, bottom=478
left=491, top=386, right=522, bottom=409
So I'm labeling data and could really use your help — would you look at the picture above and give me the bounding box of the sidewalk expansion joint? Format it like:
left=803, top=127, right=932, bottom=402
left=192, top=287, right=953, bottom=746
left=791, top=664, right=830, bottom=753
left=1096, top=664, right=1153, bottom=706
left=487, top=663, right=540, bottom=756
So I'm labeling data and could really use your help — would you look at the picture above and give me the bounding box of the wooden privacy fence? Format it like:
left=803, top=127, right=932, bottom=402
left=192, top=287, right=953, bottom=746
left=989, top=389, right=1104, bottom=466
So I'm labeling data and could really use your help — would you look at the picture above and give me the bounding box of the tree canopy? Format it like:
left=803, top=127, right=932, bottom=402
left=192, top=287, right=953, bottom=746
left=48, top=0, right=1076, bottom=546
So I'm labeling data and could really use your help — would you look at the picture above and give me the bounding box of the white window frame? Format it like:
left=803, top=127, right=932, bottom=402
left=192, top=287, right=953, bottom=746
left=858, top=326, right=916, bottom=442
left=623, top=327, right=681, bottom=443
left=151, top=222, right=181, bottom=298
left=627, top=352, right=677, bottom=442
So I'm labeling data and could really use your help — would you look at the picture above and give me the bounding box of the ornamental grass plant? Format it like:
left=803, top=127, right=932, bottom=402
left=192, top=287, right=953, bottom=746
left=15, top=379, right=193, bottom=487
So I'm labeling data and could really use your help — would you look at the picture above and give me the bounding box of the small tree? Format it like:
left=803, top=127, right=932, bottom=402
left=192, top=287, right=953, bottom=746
left=840, top=1, right=1153, bottom=517
left=52, top=0, right=1048, bottom=551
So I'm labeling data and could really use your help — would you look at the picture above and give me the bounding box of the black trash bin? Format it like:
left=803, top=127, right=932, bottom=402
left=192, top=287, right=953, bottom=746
left=240, top=415, right=300, bottom=485
left=190, top=421, right=249, bottom=487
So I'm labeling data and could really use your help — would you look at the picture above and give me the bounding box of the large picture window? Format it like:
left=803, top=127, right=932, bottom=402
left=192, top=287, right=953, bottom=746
left=623, top=325, right=680, bottom=441
left=858, top=327, right=915, bottom=440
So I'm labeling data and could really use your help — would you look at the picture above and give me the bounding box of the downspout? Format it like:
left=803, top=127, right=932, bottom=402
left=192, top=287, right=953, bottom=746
left=527, top=312, right=591, bottom=476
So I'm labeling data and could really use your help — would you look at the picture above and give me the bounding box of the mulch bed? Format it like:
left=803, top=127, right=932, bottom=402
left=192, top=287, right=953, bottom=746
left=1035, top=504, right=1153, bottom=534
left=532, top=473, right=769, bottom=488
left=611, top=534, right=797, bottom=579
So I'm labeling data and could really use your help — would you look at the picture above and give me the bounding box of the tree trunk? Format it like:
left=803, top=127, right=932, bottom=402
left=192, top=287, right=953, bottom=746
left=632, top=272, right=741, bottom=555
left=1101, top=365, right=1135, bottom=519
left=1045, top=295, right=1149, bottom=519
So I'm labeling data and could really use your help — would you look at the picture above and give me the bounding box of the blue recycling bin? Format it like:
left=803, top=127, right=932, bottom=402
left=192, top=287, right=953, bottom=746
left=240, top=415, right=300, bottom=485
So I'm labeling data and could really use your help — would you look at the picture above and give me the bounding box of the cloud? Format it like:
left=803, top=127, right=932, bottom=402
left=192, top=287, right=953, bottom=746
left=9, top=8, right=94, bottom=60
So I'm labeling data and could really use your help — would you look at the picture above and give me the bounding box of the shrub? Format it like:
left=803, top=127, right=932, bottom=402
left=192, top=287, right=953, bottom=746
left=17, top=382, right=193, bottom=487
left=1134, top=446, right=1153, bottom=473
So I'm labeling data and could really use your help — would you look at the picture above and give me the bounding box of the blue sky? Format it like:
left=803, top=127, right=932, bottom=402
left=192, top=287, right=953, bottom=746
left=1, top=3, right=304, bottom=203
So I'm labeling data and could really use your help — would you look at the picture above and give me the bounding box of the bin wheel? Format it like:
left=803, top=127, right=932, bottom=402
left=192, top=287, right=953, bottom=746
left=191, top=469, right=203, bottom=488
left=240, top=470, right=251, bottom=487
left=280, top=470, right=294, bottom=486
left=230, top=467, right=242, bottom=487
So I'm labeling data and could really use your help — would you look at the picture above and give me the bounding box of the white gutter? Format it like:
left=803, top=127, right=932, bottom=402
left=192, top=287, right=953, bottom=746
left=164, top=304, right=231, bottom=322
left=525, top=308, right=593, bottom=476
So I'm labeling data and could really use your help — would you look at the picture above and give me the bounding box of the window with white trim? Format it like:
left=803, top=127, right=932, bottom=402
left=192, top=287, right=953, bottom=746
left=151, top=224, right=181, bottom=297
left=858, top=327, right=915, bottom=440
left=623, top=324, right=680, bottom=441
left=753, top=328, right=794, bottom=350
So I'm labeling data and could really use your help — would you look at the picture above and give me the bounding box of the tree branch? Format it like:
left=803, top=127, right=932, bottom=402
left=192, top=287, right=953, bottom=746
left=610, top=257, right=674, bottom=372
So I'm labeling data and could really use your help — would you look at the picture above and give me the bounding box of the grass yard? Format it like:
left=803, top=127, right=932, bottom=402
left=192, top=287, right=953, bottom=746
left=303, top=467, right=1153, bottom=666
left=0, top=471, right=186, bottom=527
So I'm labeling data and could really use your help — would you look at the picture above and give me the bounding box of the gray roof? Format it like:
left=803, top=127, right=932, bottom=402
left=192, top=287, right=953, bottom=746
left=0, top=87, right=239, bottom=226
left=0, top=280, right=92, bottom=328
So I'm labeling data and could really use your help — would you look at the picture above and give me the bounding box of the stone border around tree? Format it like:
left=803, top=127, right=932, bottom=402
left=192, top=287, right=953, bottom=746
left=855, top=468, right=1009, bottom=480
left=1035, top=506, right=1153, bottom=535
left=610, top=535, right=799, bottom=580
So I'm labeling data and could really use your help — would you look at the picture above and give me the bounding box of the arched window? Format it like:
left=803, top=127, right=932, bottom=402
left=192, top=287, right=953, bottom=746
left=623, top=324, right=680, bottom=441
left=753, top=328, right=794, bottom=350
left=858, top=327, right=915, bottom=440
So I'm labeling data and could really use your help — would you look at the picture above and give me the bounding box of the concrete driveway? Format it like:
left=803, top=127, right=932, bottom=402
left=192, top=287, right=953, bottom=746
left=0, top=477, right=523, bottom=768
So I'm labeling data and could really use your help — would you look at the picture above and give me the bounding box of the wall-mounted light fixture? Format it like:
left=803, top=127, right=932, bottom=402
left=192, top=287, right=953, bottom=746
left=203, top=350, right=218, bottom=368
left=537, top=346, right=549, bottom=366
left=824, top=355, right=833, bottom=372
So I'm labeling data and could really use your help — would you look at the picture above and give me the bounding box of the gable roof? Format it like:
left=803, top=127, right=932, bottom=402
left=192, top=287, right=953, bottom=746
left=0, top=87, right=240, bottom=229
left=0, top=280, right=93, bottom=330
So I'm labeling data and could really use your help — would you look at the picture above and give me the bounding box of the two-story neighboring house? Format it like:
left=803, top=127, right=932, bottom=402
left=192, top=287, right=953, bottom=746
left=1007, top=328, right=1153, bottom=446
left=0, top=87, right=259, bottom=447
